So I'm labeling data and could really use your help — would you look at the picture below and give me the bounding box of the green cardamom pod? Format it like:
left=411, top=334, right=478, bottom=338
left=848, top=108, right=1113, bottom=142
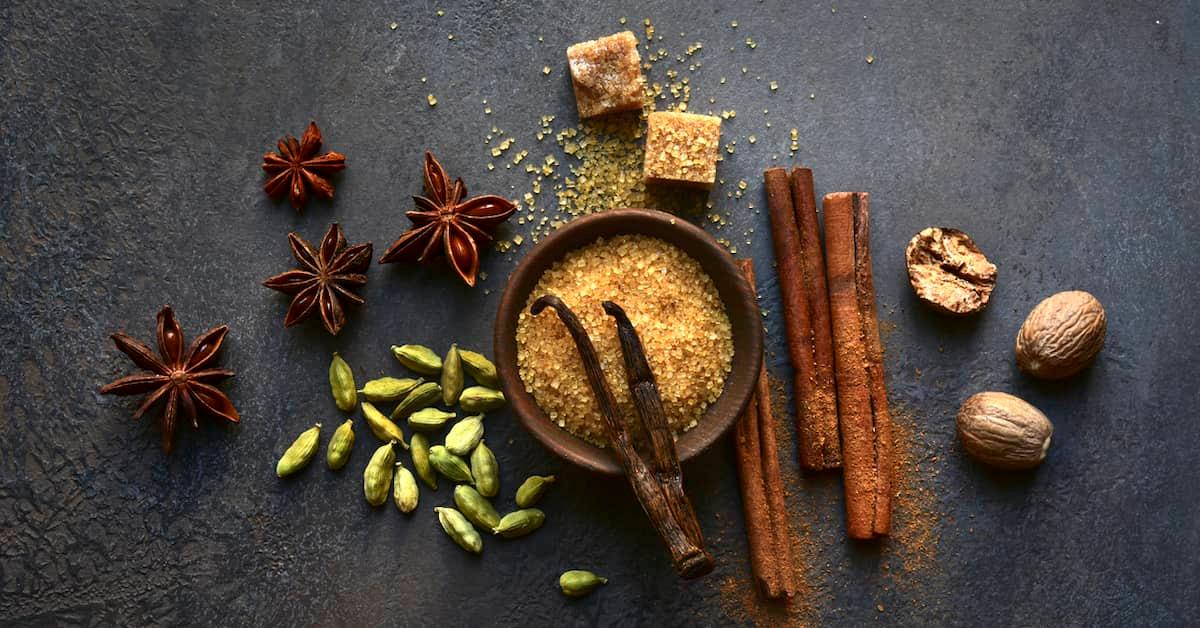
left=559, top=570, right=608, bottom=597
left=276, top=423, right=322, bottom=477
left=444, top=415, right=484, bottom=456
left=441, top=344, right=465, bottom=406
left=470, top=441, right=500, bottom=498
left=434, top=507, right=483, bottom=554
left=408, top=407, right=455, bottom=432
left=410, top=433, right=437, bottom=490
left=390, top=382, right=442, bottom=420
left=492, top=508, right=545, bottom=538
left=458, top=386, right=506, bottom=413
left=515, top=475, right=556, bottom=508
left=329, top=353, right=357, bottom=412
left=429, top=445, right=474, bottom=484
left=393, top=463, right=419, bottom=514
left=358, top=376, right=423, bottom=403
left=326, top=419, right=355, bottom=470
left=453, top=485, right=501, bottom=530
left=362, top=442, right=397, bottom=507
left=391, top=344, right=443, bottom=375
left=361, top=401, right=409, bottom=448
left=459, top=349, right=500, bottom=388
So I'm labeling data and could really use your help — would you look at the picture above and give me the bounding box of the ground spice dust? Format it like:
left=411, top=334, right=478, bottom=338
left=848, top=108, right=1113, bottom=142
left=711, top=371, right=947, bottom=624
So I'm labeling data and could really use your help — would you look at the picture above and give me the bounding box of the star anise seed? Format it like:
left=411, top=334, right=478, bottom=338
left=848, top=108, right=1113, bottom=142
left=262, top=121, right=346, bottom=211
left=263, top=223, right=372, bottom=335
left=379, top=151, right=517, bottom=287
left=99, top=305, right=239, bottom=454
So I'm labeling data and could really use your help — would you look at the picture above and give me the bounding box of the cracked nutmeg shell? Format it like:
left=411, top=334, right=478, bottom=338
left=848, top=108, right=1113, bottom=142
left=1016, top=290, right=1107, bottom=379
left=956, top=392, right=1052, bottom=470
left=905, top=227, right=997, bottom=315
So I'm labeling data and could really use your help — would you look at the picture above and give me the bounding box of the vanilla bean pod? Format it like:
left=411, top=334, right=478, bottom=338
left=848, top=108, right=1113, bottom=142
left=531, top=295, right=713, bottom=578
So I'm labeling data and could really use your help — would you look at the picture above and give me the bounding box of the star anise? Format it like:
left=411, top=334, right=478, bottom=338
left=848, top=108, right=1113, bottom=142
left=99, top=305, right=239, bottom=454
left=263, top=223, right=372, bottom=335
left=379, top=151, right=517, bottom=287
left=261, top=121, right=346, bottom=211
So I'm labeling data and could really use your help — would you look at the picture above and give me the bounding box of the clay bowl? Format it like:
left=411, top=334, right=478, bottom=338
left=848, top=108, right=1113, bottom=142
left=493, top=208, right=763, bottom=475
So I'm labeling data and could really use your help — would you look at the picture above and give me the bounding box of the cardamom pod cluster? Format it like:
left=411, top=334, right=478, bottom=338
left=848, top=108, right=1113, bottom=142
left=282, top=346, right=557, bottom=561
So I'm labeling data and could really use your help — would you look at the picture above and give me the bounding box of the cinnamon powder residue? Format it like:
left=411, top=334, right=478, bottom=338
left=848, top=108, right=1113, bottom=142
left=712, top=368, right=947, bottom=624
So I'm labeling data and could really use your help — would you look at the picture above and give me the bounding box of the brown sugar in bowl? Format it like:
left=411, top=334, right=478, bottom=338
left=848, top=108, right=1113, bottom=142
left=494, top=209, right=764, bottom=475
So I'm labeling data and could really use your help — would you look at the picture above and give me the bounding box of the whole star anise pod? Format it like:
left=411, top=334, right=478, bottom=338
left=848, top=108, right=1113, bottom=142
left=263, top=223, right=372, bottom=335
left=99, top=305, right=239, bottom=454
left=379, top=151, right=517, bottom=287
left=261, top=121, right=346, bottom=211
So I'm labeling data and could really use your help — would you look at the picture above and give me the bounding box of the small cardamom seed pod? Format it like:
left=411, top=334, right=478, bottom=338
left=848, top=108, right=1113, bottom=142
left=434, top=507, right=483, bottom=554
left=276, top=423, right=322, bottom=477
left=358, top=377, right=423, bottom=403
left=492, top=508, right=545, bottom=538
left=408, top=407, right=455, bottom=432
left=441, top=344, right=465, bottom=406
left=329, top=353, right=357, bottom=412
left=559, top=570, right=608, bottom=597
left=444, top=415, right=484, bottom=456
left=393, top=463, right=419, bottom=514
left=410, top=433, right=437, bottom=490
left=362, top=401, right=409, bottom=448
left=429, top=445, right=474, bottom=484
left=459, top=349, right=499, bottom=389
left=391, top=344, right=443, bottom=375
left=458, top=386, right=506, bottom=413
left=362, top=441, right=397, bottom=507
left=453, top=485, right=501, bottom=530
left=326, top=419, right=355, bottom=470
left=390, top=382, right=442, bottom=420
left=515, top=475, right=556, bottom=508
left=470, top=440, right=500, bottom=498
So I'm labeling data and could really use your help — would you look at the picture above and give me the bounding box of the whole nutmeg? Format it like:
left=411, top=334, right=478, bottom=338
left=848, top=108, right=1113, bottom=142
left=956, top=392, right=1052, bottom=469
left=1015, top=290, right=1106, bottom=379
left=905, top=227, right=997, bottom=315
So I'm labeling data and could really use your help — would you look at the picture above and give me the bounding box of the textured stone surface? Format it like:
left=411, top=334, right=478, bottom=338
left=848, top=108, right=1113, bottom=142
left=1, top=0, right=1197, bottom=625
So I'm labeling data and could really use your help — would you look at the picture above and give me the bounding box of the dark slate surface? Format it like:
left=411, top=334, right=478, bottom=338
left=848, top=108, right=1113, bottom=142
left=2, top=1, right=1197, bottom=625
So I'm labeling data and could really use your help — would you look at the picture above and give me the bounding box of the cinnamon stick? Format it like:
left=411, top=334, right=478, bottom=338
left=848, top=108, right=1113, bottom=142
left=822, top=192, right=893, bottom=540
left=733, top=259, right=796, bottom=599
left=764, top=167, right=842, bottom=470
left=531, top=295, right=714, bottom=578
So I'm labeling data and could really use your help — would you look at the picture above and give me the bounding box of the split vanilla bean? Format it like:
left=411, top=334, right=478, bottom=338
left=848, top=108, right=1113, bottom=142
left=732, top=259, right=796, bottom=599
left=531, top=295, right=714, bottom=578
left=822, top=192, right=893, bottom=540
left=765, top=167, right=841, bottom=470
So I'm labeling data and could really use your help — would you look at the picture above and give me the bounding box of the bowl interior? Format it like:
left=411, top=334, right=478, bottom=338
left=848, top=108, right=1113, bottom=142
left=493, top=208, right=763, bottom=475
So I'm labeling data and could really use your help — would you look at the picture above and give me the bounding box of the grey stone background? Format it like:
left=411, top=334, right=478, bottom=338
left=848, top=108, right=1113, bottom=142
left=2, top=1, right=1197, bottom=625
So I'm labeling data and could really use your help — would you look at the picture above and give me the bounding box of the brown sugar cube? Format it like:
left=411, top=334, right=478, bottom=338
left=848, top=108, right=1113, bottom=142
left=643, top=112, right=722, bottom=189
left=566, top=31, right=645, bottom=119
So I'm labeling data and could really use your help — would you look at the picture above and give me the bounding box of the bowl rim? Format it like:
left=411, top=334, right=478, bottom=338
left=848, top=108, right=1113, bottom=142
left=493, top=208, right=763, bottom=475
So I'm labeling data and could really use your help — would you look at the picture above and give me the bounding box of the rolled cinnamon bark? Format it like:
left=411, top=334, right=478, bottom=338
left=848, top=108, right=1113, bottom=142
left=732, top=259, right=796, bottom=599
left=764, top=168, right=842, bottom=470
left=822, top=192, right=893, bottom=540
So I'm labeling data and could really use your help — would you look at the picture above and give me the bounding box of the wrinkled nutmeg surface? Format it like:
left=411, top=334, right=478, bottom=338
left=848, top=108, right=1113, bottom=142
left=956, top=391, right=1053, bottom=470
left=1016, top=290, right=1107, bottom=379
left=905, top=227, right=997, bottom=315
